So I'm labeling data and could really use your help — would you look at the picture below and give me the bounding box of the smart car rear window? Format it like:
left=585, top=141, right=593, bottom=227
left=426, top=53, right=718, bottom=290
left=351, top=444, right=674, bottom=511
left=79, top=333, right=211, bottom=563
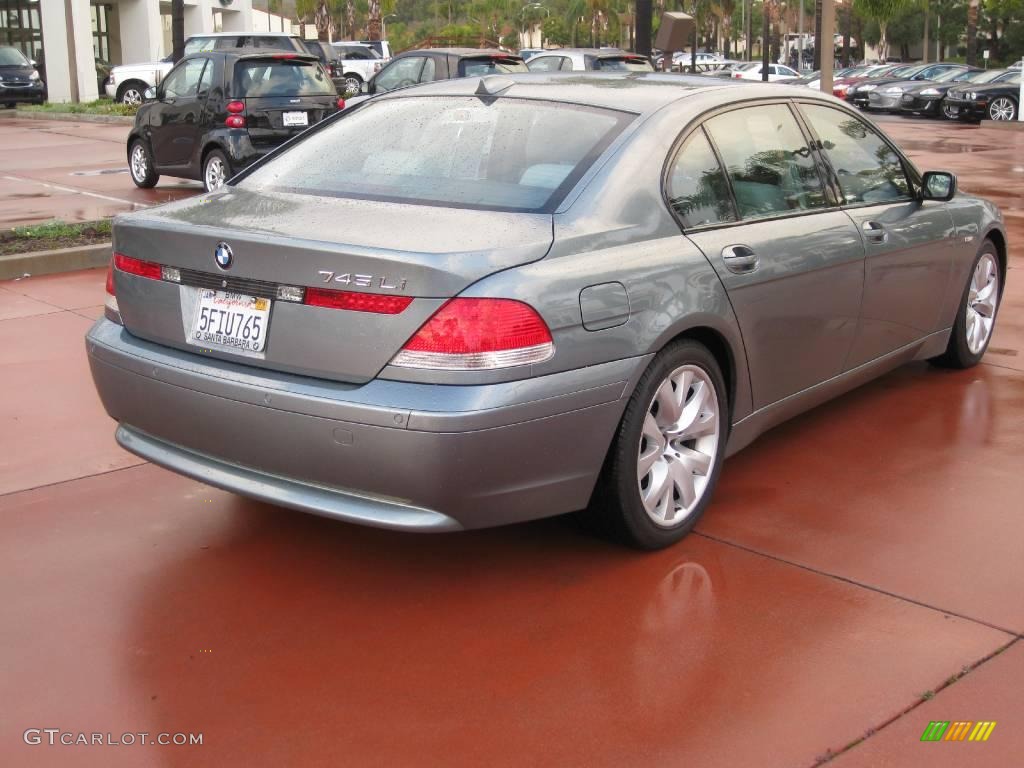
left=235, top=60, right=335, bottom=97
left=241, top=96, right=634, bottom=213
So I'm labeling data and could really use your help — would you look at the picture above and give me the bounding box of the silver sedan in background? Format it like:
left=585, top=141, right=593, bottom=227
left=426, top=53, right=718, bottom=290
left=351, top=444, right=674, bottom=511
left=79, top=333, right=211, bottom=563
left=87, top=73, right=1007, bottom=549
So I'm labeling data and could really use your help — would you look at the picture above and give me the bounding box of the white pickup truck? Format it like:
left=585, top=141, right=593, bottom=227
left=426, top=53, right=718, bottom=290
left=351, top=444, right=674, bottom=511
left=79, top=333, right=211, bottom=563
left=105, top=32, right=309, bottom=104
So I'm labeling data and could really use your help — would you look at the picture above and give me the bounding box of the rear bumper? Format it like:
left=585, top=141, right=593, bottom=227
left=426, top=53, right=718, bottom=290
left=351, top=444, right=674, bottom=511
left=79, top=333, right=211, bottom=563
left=86, top=319, right=645, bottom=531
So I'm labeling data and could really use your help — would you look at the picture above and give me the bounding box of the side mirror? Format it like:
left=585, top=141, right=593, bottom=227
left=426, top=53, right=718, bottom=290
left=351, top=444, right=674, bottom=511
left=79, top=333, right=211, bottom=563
left=144, top=86, right=157, bottom=101
left=921, top=171, right=957, bottom=202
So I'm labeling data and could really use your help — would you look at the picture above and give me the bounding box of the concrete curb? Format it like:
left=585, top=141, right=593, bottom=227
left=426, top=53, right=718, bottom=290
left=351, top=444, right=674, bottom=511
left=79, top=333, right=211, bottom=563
left=0, top=242, right=111, bottom=281
left=13, top=110, right=134, bottom=126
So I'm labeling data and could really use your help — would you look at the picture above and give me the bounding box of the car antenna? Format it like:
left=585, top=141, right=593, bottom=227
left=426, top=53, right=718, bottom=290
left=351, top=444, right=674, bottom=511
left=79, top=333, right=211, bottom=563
left=475, top=76, right=515, bottom=99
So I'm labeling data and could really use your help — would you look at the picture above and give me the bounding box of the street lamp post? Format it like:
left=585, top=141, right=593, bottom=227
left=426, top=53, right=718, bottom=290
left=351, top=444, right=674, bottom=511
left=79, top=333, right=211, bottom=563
left=382, top=13, right=398, bottom=40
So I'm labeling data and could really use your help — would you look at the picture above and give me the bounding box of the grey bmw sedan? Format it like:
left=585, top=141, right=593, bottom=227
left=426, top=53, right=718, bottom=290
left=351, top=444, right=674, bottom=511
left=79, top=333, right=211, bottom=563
left=87, top=73, right=1007, bottom=549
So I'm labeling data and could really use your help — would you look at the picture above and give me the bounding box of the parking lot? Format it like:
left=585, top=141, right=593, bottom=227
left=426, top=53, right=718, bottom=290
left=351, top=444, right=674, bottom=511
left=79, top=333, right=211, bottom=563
left=1, top=110, right=1022, bottom=767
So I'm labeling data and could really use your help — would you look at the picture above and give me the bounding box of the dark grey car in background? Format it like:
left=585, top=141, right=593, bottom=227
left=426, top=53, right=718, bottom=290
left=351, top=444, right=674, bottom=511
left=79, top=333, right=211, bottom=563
left=87, top=73, right=1007, bottom=549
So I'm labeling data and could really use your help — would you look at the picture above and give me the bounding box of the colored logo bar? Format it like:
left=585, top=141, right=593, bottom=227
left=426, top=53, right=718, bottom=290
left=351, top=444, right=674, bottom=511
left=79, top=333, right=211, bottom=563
left=921, top=721, right=997, bottom=742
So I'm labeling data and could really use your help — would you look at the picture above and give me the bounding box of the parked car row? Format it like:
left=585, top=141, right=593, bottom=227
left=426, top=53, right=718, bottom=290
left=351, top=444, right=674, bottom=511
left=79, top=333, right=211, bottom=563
left=828, top=61, right=1021, bottom=122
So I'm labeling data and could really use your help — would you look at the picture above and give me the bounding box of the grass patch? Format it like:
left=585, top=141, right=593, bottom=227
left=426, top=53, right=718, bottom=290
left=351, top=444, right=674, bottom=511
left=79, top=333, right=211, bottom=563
left=1, top=219, right=112, bottom=256
left=20, top=99, right=137, bottom=117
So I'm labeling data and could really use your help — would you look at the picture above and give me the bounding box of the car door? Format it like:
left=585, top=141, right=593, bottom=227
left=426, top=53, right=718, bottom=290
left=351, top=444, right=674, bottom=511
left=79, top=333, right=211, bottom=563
left=797, top=102, right=956, bottom=367
left=151, top=57, right=210, bottom=168
left=675, top=103, right=866, bottom=410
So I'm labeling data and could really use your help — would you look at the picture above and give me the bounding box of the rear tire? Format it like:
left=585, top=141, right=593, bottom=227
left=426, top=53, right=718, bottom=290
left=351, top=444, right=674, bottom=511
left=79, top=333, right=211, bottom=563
left=117, top=82, right=146, bottom=106
left=582, top=340, right=729, bottom=550
left=202, top=149, right=231, bottom=192
left=930, top=241, right=1002, bottom=369
left=128, top=139, right=159, bottom=188
left=342, top=74, right=362, bottom=97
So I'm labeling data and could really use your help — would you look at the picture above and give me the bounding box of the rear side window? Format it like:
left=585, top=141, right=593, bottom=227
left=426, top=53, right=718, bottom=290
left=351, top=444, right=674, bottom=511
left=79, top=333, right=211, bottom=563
left=799, top=104, right=910, bottom=204
left=459, top=57, right=528, bottom=77
left=234, top=60, right=335, bottom=97
left=526, top=56, right=565, bottom=72
left=242, top=96, right=633, bottom=212
left=704, top=105, right=827, bottom=219
left=594, top=57, right=653, bottom=72
left=666, top=128, right=736, bottom=228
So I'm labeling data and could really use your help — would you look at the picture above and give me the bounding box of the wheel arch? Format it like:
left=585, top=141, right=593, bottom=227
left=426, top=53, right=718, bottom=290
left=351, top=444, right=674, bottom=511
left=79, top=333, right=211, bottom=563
left=984, top=227, right=1008, bottom=283
left=116, top=79, right=148, bottom=99
left=662, top=325, right=739, bottom=415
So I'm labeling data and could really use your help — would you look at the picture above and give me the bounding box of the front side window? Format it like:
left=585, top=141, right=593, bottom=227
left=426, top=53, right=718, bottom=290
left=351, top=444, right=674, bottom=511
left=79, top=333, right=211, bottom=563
left=374, top=56, right=425, bottom=92
left=161, top=58, right=207, bottom=99
left=666, top=128, right=736, bottom=228
left=704, top=105, right=827, bottom=219
left=800, top=104, right=910, bottom=205
left=242, top=96, right=632, bottom=212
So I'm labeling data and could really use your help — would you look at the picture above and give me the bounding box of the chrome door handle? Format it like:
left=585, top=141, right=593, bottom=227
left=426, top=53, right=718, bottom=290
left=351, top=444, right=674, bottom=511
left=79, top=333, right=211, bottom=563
left=721, top=244, right=759, bottom=274
left=862, top=220, right=888, bottom=244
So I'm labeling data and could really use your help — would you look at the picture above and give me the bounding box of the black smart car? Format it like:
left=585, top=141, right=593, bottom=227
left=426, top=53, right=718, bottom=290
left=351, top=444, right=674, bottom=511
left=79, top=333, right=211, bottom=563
left=127, top=52, right=342, bottom=192
left=0, top=46, right=45, bottom=108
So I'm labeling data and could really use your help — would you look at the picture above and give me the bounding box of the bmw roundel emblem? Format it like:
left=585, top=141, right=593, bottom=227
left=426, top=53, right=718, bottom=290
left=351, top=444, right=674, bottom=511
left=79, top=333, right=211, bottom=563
left=214, top=241, right=233, bottom=270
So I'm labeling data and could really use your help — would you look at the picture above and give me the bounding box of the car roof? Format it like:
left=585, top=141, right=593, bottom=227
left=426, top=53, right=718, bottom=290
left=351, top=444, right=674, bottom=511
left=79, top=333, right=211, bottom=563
left=537, top=48, right=627, bottom=56
left=408, top=48, right=519, bottom=58
left=187, top=32, right=299, bottom=38
left=371, top=71, right=839, bottom=116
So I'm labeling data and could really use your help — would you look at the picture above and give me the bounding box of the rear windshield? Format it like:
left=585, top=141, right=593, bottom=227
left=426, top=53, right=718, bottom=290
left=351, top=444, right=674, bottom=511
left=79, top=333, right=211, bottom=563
left=458, top=57, right=528, bottom=77
left=241, top=96, right=632, bottom=212
left=594, top=56, right=653, bottom=72
left=235, top=60, right=335, bottom=97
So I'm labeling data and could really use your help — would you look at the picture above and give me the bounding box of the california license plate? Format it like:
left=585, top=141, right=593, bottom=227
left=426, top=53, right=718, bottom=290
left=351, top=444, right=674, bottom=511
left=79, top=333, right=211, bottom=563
left=283, top=111, right=308, bottom=127
left=189, top=290, right=270, bottom=353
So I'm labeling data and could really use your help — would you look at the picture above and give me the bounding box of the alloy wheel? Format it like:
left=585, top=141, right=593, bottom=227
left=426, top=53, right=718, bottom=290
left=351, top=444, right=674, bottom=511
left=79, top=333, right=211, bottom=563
left=130, top=144, right=148, bottom=184
left=344, top=77, right=361, bottom=97
left=204, top=156, right=227, bottom=191
left=121, top=88, right=143, bottom=106
left=966, top=252, right=1000, bottom=354
left=942, top=103, right=959, bottom=119
left=988, top=97, right=1016, bottom=121
left=637, top=365, right=720, bottom=528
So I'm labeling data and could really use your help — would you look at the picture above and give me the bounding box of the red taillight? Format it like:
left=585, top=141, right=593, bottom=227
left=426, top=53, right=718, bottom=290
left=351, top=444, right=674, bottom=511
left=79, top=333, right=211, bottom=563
left=391, top=298, right=554, bottom=370
left=225, top=115, right=246, bottom=128
left=113, top=251, right=162, bottom=280
left=273, top=53, right=298, bottom=59
left=304, top=287, right=412, bottom=315
left=733, top=73, right=742, bottom=79
left=336, top=97, right=346, bottom=109
left=226, top=100, right=245, bottom=114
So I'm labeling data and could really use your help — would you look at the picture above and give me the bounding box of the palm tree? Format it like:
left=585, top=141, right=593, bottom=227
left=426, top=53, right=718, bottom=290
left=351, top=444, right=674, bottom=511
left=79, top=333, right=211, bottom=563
left=965, top=0, right=979, bottom=66
left=854, top=0, right=908, bottom=62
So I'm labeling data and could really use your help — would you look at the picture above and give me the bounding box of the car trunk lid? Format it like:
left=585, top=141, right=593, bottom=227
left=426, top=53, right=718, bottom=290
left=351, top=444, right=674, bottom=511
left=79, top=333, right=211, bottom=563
left=110, top=188, right=554, bottom=383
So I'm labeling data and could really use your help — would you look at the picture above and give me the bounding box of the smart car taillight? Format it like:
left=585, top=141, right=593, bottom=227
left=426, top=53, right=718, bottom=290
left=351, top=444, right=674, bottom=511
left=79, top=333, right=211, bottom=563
left=114, top=252, right=161, bottom=280
left=391, top=298, right=554, bottom=370
left=226, top=101, right=246, bottom=128
left=226, top=101, right=245, bottom=114
left=225, top=115, right=246, bottom=128
left=336, top=97, right=346, bottom=109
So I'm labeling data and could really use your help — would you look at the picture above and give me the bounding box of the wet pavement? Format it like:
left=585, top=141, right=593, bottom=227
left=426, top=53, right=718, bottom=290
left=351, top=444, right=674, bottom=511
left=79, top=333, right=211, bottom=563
left=0, top=117, right=199, bottom=229
left=1, top=117, right=1022, bottom=767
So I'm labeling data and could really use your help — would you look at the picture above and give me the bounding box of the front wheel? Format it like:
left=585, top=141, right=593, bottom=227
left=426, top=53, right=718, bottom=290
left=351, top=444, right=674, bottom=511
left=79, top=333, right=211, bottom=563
left=988, top=96, right=1017, bottom=121
left=117, top=83, right=145, bottom=106
left=930, top=241, right=1002, bottom=369
left=202, top=149, right=231, bottom=192
left=583, top=340, right=729, bottom=549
